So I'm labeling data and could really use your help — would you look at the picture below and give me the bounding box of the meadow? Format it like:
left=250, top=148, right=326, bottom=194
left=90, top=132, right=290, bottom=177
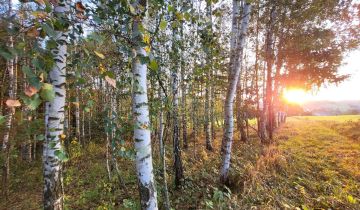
left=1, top=115, right=359, bottom=209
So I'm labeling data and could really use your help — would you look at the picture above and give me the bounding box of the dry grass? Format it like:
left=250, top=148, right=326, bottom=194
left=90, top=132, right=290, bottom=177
left=1, top=115, right=360, bottom=209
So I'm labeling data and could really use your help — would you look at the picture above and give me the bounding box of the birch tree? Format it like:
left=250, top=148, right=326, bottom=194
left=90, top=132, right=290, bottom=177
left=1, top=0, right=16, bottom=198
left=43, top=0, right=70, bottom=209
left=131, top=0, right=158, bottom=208
left=204, top=0, right=213, bottom=151
left=220, top=0, right=251, bottom=183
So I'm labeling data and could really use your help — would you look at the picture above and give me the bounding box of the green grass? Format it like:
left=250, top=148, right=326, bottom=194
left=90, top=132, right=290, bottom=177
left=1, top=115, right=359, bottom=209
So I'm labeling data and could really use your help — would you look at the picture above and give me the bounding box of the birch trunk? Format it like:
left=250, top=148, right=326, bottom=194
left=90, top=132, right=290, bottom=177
left=220, top=0, right=251, bottom=183
left=2, top=0, right=15, bottom=198
left=158, top=80, right=170, bottom=210
left=205, top=0, right=213, bottom=151
left=180, top=13, right=188, bottom=149
left=75, top=88, right=80, bottom=143
left=171, top=0, right=184, bottom=187
left=131, top=1, right=158, bottom=208
left=43, top=1, right=69, bottom=209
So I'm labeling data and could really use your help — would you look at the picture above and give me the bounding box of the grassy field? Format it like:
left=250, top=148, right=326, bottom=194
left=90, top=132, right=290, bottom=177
left=1, top=115, right=359, bottom=209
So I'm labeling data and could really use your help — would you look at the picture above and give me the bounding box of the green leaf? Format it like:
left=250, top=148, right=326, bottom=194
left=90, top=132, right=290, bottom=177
left=184, top=12, right=191, bottom=21
left=22, top=66, right=41, bottom=89
left=168, top=5, right=174, bottom=12
left=41, top=23, right=56, bottom=37
left=0, top=49, right=13, bottom=60
left=159, top=20, right=167, bottom=30
left=36, top=134, right=45, bottom=141
left=22, top=94, right=42, bottom=110
left=0, top=115, right=6, bottom=125
left=40, top=83, right=55, bottom=102
left=54, top=150, right=69, bottom=162
left=149, top=60, right=158, bottom=71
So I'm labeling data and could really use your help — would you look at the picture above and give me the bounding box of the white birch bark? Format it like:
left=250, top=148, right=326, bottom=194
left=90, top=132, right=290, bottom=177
left=158, top=79, right=170, bottom=210
left=43, top=1, right=69, bottom=209
left=205, top=0, right=213, bottom=151
left=2, top=0, right=15, bottom=198
left=220, top=0, right=251, bottom=183
left=131, top=1, right=158, bottom=208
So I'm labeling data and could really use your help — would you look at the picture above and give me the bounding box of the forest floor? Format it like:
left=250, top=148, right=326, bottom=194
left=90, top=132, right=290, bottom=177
left=0, top=115, right=360, bottom=210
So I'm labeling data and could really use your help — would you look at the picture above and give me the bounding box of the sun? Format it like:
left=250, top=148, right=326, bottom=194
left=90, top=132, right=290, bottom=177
left=282, top=88, right=308, bottom=104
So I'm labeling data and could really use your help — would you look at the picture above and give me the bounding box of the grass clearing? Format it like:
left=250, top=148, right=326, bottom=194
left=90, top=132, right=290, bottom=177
left=1, top=115, right=359, bottom=209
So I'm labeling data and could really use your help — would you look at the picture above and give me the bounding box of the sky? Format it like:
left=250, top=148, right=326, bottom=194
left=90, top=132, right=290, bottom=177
left=304, top=49, right=360, bottom=101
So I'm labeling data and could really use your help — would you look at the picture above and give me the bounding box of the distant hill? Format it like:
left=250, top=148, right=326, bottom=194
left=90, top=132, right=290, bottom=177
left=302, top=100, right=360, bottom=116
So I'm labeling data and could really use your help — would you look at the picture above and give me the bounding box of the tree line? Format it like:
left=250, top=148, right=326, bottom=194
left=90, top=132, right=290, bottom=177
left=0, top=0, right=358, bottom=209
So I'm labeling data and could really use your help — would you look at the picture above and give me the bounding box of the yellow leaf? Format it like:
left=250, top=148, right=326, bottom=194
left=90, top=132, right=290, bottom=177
left=143, top=34, right=150, bottom=44
left=60, top=134, right=66, bottom=139
left=145, top=46, right=151, bottom=53
left=105, top=76, right=116, bottom=88
left=129, top=5, right=136, bottom=15
left=39, top=73, right=44, bottom=82
left=140, top=123, right=148, bottom=129
left=94, top=51, right=105, bottom=59
left=72, top=102, right=80, bottom=107
left=32, top=11, right=48, bottom=19
left=35, top=0, right=45, bottom=5
left=98, top=63, right=105, bottom=73
left=6, top=99, right=21, bottom=107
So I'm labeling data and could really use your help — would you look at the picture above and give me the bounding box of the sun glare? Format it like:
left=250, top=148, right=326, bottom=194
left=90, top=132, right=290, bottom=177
left=283, top=88, right=308, bottom=104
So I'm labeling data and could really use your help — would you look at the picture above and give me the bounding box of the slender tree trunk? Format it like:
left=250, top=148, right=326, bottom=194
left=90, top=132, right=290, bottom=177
left=131, top=1, right=158, bottom=208
left=171, top=0, right=184, bottom=187
left=180, top=15, right=188, bottom=150
left=259, top=61, right=267, bottom=141
left=264, top=4, right=276, bottom=141
left=75, top=87, right=81, bottom=143
left=43, top=1, right=69, bottom=209
left=158, top=80, right=170, bottom=210
left=205, top=0, right=213, bottom=151
left=220, top=0, right=251, bottom=183
left=2, top=1, right=15, bottom=197
left=254, top=4, right=261, bottom=133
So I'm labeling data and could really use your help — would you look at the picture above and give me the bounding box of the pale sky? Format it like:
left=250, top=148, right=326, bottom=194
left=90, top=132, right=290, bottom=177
left=305, top=49, right=360, bottom=101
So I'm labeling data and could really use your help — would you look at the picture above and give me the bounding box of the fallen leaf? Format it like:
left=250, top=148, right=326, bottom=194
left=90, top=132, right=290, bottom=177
left=24, top=86, right=38, bottom=97
left=94, top=51, right=105, bottom=59
left=105, top=76, right=116, bottom=88
left=6, top=99, right=21, bottom=107
left=98, top=63, right=105, bottom=73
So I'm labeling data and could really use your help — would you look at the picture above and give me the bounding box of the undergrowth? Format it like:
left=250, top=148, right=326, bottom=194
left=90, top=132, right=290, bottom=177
left=1, top=116, right=359, bottom=209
